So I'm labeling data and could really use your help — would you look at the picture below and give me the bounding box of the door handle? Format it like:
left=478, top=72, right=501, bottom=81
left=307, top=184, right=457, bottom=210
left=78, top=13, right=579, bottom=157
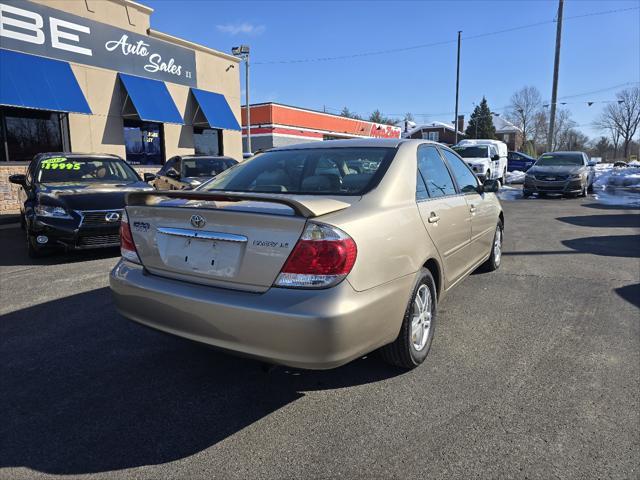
left=469, top=204, right=477, bottom=214
left=428, top=212, right=440, bottom=223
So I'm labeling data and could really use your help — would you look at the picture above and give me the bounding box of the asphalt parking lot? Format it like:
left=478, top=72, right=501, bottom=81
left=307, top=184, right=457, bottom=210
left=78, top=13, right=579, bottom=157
left=1, top=195, right=639, bottom=479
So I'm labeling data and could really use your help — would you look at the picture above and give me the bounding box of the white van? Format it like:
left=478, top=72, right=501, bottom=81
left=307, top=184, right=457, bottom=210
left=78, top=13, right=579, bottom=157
left=452, top=139, right=508, bottom=183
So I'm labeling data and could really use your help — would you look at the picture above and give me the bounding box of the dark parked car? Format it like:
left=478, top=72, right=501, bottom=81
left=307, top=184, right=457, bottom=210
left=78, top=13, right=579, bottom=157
left=9, top=153, right=153, bottom=257
left=523, top=151, right=596, bottom=198
left=147, top=155, right=238, bottom=190
left=507, top=151, right=536, bottom=172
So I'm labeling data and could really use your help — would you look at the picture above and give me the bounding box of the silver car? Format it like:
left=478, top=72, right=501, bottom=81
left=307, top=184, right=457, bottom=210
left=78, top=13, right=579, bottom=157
left=110, top=139, right=503, bottom=369
left=523, top=151, right=596, bottom=197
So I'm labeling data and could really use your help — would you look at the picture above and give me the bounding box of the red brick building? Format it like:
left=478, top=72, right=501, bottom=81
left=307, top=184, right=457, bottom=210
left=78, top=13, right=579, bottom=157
left=241, top=103, right=401, bottom=152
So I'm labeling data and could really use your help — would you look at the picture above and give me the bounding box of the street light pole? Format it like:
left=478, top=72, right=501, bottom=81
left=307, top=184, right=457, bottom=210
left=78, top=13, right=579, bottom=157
left=454, top=30, right=462, bottom=144
left=232, top=45, right=251, bottom=154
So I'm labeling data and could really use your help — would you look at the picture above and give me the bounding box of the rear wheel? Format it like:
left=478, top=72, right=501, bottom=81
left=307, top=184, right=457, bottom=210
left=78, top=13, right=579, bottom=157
left=380, top=268, right=437, bottom=369
left=481, top=221, right=503, bottom=272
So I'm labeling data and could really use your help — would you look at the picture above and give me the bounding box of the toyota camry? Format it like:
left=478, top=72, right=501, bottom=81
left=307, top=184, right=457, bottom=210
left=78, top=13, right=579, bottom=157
left=110, top=139, right=503, bottom=369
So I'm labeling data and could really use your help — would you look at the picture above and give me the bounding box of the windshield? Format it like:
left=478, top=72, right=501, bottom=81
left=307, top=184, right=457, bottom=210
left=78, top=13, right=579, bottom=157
left=198, top=147, right=396, bottom=195
left=453, top=146, right=489, bottom=158
left=36, top=156, right=140, bottom=183
left=536, top=153, right=584, bottom=166
left=181, top=157, right=237, bottom=178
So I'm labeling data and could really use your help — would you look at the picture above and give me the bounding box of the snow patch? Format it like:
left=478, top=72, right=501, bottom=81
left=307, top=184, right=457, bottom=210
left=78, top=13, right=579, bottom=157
left=506, top=170, right=525, bottom=184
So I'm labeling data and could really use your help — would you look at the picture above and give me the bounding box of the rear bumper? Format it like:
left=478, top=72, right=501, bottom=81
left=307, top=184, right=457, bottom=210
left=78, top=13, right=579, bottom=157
left=109, top=260, right=413, bottom=369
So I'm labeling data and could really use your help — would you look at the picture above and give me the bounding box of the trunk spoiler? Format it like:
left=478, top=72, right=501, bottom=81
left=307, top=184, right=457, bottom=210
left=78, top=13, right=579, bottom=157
left=125, top=191, right=351, bottom=218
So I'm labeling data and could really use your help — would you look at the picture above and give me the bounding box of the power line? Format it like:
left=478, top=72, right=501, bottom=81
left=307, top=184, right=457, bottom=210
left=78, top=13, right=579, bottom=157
left=254, top=6, right=638, bottom=65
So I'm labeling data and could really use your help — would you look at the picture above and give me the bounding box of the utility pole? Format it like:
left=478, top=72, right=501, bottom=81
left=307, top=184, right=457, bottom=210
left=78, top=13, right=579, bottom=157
left=232, top=45, right=251, bottom=154
left=547, top=0, right=564, bottom=152
left=454, top=30, right=462, bottom=144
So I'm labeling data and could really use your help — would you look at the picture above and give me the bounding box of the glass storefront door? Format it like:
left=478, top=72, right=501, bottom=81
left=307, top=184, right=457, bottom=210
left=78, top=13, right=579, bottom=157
left=194, top=127, right=222, bottom=156
left=123, top=120, right=164, bottom=165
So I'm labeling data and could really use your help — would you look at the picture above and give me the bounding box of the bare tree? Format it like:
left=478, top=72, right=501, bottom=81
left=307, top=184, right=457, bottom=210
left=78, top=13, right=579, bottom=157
left=550, top=109, right=576, bottom=151
left=595, top=87, right=640, bottom=159
left=506, top=86, right=542, bottom=150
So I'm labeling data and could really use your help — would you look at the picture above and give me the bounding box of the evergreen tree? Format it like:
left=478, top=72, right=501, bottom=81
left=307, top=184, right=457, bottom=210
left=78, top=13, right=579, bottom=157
left=465, top=97, right=497, bottom=139
left=340, top=107, right=362, bottom=120
left=369, top=109, right=398, bottom=126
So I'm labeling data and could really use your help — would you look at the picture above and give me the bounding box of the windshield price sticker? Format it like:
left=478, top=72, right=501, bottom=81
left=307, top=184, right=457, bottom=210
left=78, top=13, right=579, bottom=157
left=41, top=157, right=81, bottom=170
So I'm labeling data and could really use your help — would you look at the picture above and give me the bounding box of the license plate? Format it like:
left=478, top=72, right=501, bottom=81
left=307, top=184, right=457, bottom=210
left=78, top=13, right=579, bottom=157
left=157, top=234, right=242, bottom=277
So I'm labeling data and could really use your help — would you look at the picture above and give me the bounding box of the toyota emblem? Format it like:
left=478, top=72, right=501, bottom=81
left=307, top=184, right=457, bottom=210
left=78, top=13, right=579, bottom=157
left=190, top=214, right=206, bottom=228
left=104, top=211, right=121, bottom=222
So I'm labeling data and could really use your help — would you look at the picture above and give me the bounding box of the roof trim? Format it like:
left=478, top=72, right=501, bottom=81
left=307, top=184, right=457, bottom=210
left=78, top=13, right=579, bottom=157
left=147, top=29, right=241, bottom=62
left=121, top=0, right=154, bottom=15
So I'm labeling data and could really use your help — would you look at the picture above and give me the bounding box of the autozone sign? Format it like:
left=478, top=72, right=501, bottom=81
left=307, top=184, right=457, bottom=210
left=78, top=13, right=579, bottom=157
left=0, top=0, right=197, bottom=86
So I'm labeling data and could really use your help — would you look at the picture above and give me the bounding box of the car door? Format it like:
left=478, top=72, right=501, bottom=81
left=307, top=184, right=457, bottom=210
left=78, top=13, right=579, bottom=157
left=440, top=147, right=497, bottom=264
left=416, top=144, right=473, bottom=286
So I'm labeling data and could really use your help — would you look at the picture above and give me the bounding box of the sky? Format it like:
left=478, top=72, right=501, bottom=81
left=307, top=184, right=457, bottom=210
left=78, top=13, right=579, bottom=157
left=144, top=0, right=640, bottom=138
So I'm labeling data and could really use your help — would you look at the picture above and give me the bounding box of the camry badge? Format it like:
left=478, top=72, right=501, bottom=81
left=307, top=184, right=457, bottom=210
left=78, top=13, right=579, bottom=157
left=190, top=214, right=206, bottom=228
left=105, top=211, right=121, bottom=222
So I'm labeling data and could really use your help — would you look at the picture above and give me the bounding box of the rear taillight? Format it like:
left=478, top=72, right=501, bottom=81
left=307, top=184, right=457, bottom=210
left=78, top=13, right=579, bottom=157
left=119, top=209, right=141, bottom=264
left=275, top=222, right=357, bottom=288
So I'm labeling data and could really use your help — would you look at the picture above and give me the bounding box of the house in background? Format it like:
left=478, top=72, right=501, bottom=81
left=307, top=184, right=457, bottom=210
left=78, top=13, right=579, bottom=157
left=493, top=116, right=523, bottom=151
left=402, top=117, right=465, bottom=145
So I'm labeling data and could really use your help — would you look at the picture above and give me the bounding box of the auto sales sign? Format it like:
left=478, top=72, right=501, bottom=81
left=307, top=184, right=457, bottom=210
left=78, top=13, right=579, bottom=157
left=0, top=0, right=197, bottom=87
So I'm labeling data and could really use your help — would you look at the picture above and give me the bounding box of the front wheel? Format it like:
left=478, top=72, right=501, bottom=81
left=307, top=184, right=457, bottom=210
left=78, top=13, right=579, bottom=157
left=27, top=233, right=44, bottom=259
left=481, top=221, right=503, bottom=272
left=380, top=268, right=437, bottom=369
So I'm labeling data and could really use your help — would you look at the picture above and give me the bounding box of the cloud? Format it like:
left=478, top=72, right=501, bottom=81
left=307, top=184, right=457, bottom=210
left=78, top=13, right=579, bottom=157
left=216, top=22, right=266, bottom=36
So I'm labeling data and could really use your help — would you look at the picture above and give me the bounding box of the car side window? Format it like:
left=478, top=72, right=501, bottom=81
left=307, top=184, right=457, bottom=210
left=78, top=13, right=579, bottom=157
left=440, top=148, right=480, bottom=194
left=416, top=168, right=429, bottom=201
left=417, top=145, right=457, bottom=198
left=162, top=157, right=179, bottom=175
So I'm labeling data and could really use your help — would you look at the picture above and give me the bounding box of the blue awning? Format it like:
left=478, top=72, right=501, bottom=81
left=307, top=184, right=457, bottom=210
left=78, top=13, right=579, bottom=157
left=118, top=73, right=183, bottom=124
left=191, top=88, right=241, bottom=131
left=0, top=49, right=91, bottom=114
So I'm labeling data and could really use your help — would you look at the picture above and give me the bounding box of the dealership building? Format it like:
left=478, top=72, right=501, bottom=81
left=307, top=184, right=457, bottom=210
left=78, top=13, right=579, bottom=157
left=242, top=103, right=401, bottom=152
left=0, top=0, right=242, bottom=212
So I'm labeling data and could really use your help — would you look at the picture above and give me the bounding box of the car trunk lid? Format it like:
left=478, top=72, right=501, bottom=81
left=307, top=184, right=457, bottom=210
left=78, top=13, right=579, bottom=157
left=125, top=191, right=353, bottom=293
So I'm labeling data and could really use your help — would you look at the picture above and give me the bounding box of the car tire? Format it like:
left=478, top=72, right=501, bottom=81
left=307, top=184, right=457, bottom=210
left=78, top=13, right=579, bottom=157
left=480, top=220, right=503, bottom=272
left=579, top=184, right=587, bottom=197
left=20, top=213, right=26, bottom=230
left=380, top=268, right=437, bottom=369
left=522, top=190, right=532, bottom=198
left=587, top=182, right=594, bottom=193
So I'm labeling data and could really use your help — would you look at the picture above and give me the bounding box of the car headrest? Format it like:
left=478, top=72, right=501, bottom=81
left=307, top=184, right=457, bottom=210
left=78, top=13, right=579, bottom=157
left=342, top=173, right=373, bottom=192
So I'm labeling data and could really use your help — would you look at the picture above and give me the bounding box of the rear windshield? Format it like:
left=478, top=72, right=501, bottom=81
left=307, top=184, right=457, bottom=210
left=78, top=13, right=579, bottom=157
left=453, top=146, right=488, bottom=158
left=181, top=157, right=237, bottom=177
left=536, top=153, right=584, bottom=166
left=36, top=156, right=139, bottom=183
left=198, top=147, right=396, bottom=195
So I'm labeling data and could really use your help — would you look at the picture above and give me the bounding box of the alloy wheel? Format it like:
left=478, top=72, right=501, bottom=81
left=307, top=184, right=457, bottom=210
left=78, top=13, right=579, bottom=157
left=411, top=284, right=432, bottom=351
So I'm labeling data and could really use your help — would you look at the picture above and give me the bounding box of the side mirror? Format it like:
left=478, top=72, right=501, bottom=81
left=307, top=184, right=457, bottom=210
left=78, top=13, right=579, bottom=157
left=491, top=154, right=500, bottom=161
left=483, top=179, right=500, bottom=193
left=9, top=174, right=27, bottom=186
left=143, top=173, right=156, bottom=182
left=166, top=170, right=179, bottom=179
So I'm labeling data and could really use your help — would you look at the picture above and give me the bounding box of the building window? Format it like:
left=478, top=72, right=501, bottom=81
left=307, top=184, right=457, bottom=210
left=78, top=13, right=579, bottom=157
left=194, top=127, right=222, bottom=155
left=123, top=120, right=164, bottom=165
left=503, top=133, right=510, bottom=142
left=428, top=131, right=439, bottom=142
left=1, top=107, right=68, bottom=162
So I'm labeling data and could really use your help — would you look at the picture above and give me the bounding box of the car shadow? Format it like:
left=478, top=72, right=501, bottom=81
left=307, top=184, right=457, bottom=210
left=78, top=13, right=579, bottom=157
left=556, top=214, right=640, bottom=229
left=0, top=288, right=403, bottom=475
left=581, top=202, right=640, bottom=211
left=561, top=234, right=640, bottom=258
left=0, top=225, right=120, bottom=267
left=614, top=283, right=640, bottom=309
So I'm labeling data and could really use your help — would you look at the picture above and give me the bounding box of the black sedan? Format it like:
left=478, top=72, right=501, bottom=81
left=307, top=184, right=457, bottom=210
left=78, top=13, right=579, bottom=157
left=9, top=153, right=153, bottom=257
left=147, top=155, right=238, bottom=190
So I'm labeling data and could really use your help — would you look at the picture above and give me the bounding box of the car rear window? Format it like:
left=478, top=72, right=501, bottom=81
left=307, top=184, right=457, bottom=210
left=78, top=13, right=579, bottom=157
left=36, top=156, right=139, bottom=183
left=452, top=146, right=488, bottom=158
left=181, top=157, right=237, bottom=177
left=198, top=147, right=397, bottom=195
